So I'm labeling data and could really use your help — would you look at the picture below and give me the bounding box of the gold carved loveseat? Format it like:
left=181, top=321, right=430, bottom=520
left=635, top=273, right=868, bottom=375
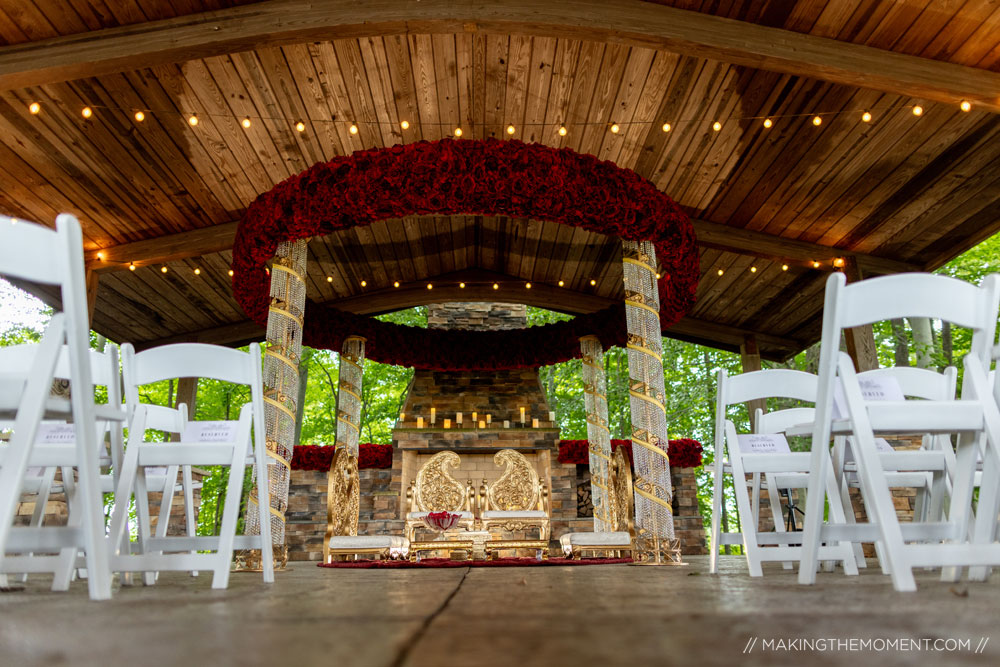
left=559, top=446, right=636, bottom=559
left=404, top=450, right=477, bottom=541
left=480, top=449, right=550, bottom=558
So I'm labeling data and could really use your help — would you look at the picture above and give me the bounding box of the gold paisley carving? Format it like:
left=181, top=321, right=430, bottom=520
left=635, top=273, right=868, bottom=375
left=323, top=448, right=359, bottom=562
left=487, top=449, right=539, bottom=511
left=610, top=447, right=634, bottom=534
left=415, top=451, right=467, bottom=512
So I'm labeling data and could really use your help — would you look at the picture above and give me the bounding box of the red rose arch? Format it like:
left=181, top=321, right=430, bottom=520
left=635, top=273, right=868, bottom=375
left=232, top=139, right=699, bottom=370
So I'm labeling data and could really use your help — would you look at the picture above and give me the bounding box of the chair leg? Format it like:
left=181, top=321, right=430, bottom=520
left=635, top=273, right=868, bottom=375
left=133, top=465, right=157, bottom=586
left=968, top=438, right=1000, bottom=581
left=52, top=466, right=80, bottom=591
left=709, top=462, right=724, bottom=574
left=181, top=465, right=199, bottom=577
left=798, top=446, right=831, bottom=585
left=212, top=445, right=247, bottom=589
left=942, top=430, right=980, bottom=582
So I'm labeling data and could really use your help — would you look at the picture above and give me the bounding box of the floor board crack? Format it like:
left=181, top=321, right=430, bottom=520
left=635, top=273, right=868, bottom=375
left=390, top=567, right=471, bottom=667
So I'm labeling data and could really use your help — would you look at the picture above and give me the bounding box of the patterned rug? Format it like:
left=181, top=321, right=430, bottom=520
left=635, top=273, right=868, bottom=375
left=318, top=557, right=633, bottom=569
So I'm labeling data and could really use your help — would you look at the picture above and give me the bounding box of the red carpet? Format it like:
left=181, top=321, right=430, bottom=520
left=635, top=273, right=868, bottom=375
left=318, top=557, right=632, bottom=569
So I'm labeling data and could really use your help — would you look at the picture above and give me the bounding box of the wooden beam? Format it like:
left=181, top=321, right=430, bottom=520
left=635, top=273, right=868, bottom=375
left=0, top=1, right=999, bottom=112
left=85, top=221, right=239, bottom=273
left=841, top=258, right=880, bottom=372
left=690, top=219, right=920, bottom=276
left=740, top=334, right=766, bottom=431
left=132, top=320, right=264, bottom=351
left=84, top=269, right=99, bottom=326
left=665, top=316, right=802, bottom=361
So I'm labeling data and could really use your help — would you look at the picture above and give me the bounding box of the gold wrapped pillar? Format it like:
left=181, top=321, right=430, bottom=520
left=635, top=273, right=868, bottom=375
left=335, top=337, right=366, bottom=457
left=580, top=336, right=613, bottom=531
left=622, top=239, right=680, bottom=564
left=241, top=239, right=307, bottom=569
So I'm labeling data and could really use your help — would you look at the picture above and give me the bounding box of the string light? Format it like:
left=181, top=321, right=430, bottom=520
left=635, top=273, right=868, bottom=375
left=134, top=111, right=145, bottom=122
left=912, top=105, right=923, bottom=116
left=228, top=269, right=234, bottom=276
left=558, top=280, right=564, bottom=287
left=712, top=121, right=722, bottom=131
left=506, top=125, right=516, bottom=135
left=454, top=127, right=463, bottom=137
left=610, top=123, right=620, bottom=134
left=589, top=278, right=597, bottom=286
left=717, top=269, right=724, bottom=276
left=960, top=100, right=972, bottom=112
left=763, top=118, right=772, bottom=128
left=812, top=261, right=821, bottom=268
left=160, top=266, right=168, bottom=273
left=81, top=106, right=92, bottom=119
left=400, top=120, right=410, bottom=130
left=193, top=267, right=201, bottom=275
left=750, top=266, right=757, bottom=273
left=655, top=273, right=661, bottom=279
left=295, top=121, right=305, bottom=132
left=493, top=282, right=500, bottom=290
left=360, top=280, right=367, bottom=287
left=781, top=264, right=789, bottom=271
left=393, top=280, right=400, bottom=288
left=661, top=122, right=671, bottom=132
left=96, top=252, right=105, bottom=261
left=188, top=114, right=199, bottom=126
left=326, top=275, right=333, bottom=282
left=558, top=126, right=567, bottom=136
left=459, top=282, right=466, bottom=288
left=241, top=117, right=251, bottom=129
left=426, top=283, right=433, bottom=290
left=349, top=123, right=359, bottom=135
left=525, top=282, right=532, bottom=289
left=861, top=111, right=872, bottom=123
left=28, top=102, right=40, bottom=114
left=812, top=115, right=822, bottom=126
left=833, top=257, right=846, bottom=268
left=129, top=262, right=136, bottom=271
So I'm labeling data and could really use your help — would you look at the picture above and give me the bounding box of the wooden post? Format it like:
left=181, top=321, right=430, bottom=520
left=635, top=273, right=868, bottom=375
left=739, top=334, right=766, bottom=431
left=841, top=258, right=880, bottom=372
left=84, top=269, right=99, bottom=327
left=174, top=377, right=198, bottom=416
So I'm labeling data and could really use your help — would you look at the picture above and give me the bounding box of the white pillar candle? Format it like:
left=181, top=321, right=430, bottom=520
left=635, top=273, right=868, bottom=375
left=417, top=417, right=424, bottom=429
left=503, top=420, right=510, bottom=429
left=478, top=420, right=485, bottom=429
left=532, top=418, right=539, bottom=428
left=399, top=412, right=405, bottom=423
left=520, top=406, right=526, bottom=424
left=472, top=411, right=477, bottom=423
left=456, top=412, right=463, bottom=425
left=486, top=414, right=492, bottom=426
left=548, top=411, right=556, bottom=422
left=430, top=407, right=436, bottom=424
left=444, top=419, right=451, bottom=429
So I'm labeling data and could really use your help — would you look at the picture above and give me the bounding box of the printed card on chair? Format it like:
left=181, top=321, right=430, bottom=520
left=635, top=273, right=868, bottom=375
left=831, top=375, right=905, bottom=420
left=737, top=433, right=792, bottom=454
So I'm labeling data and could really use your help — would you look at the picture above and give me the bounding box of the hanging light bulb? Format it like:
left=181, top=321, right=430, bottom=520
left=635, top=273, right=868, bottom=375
left=610, top=123, right=620, bottom=134
left=349, top=123, right=359, bottom=135
left=812, top=261, right=821, bottom=268
left=960, top=100, right=972, bottom=112
left=506, top=124, right=515, bottom=135
left=360, top=280, right=367, bottom=287
left=861, top=110, right=872, bottom=123
left=96, top=252, right=105, bottom=261
left=717, top=269, right=724, bottom=276
left=393, top=280, right=400, bottom=288
left=750, top=266, right=757, bottom=273
left=228, top=269, right=234, bottom=276
left=241, top=117, right=251, bottom=129
left=558, top=280, right=565, bottom=287
left=655, top=273, right=661, bottom=279
left=763, top=118, right=773, bottom=128
left=558, top=126, right=567, bottom=136
left=781, top=264, right=789, bottom=271
left=493, top=282, right=500, bottom=290
left=812, top=115, right=822, bottom=126
left=193, top=267, right=201, bottom=275
left=81, top=106, right=93, bottom=119
left=454, top=127, right=463, bottom=137
left=589, top=278, right=597, bottom=286
left=712, top=121, right=722, bottom=131
left=912, top=105, right=923, bottom=116
left=160, top=266, right=168, bottom=273
left=134, top=111, right=145, bottom=122
left=188, top=114, right=199, bottom=126
left=295, top=121, right=305, bottom=132
left=525, top=282, right=532, bottom=289
left=661, top=122, right=671, bottom=132
left=833, top=257, right=846, bottom=268
left=326, top=276, right=333, bottom=283
left=400, top=119, right=410, bottom=130
left=459, top=282, right=466, bottom=289
left=129, top=262, right=136, bottom=271
left=28, top=102, right=40, bottom=114
left=426, top=283, right=433, bottom=290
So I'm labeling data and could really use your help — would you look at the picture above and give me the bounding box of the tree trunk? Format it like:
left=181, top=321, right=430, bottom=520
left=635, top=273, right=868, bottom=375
left=890, top=319, right=909, bottom=367
left=942, top=321, right=953, bottom=368
left=909, top=317, right=934, bottom=369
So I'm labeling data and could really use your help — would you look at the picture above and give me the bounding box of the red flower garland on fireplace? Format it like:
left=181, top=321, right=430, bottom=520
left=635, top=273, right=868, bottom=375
left=291, top=444, right=392, bottom=470
left=557, top=438, right=703, bottom=469
left=232, top=139, right=698, bottom=371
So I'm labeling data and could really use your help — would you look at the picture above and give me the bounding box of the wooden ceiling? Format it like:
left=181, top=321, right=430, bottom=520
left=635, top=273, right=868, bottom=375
left=2, top=0, right=1000, bottom=360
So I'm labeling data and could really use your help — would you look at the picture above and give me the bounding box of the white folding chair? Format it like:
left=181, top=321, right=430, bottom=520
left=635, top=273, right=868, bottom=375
left=109, top=342, right=274, bottom=588
left=799, top=272, right=1000, bottom=592
left=0, top=214, right=115, bottom=600
left=713, top=368, right=858, bottom=576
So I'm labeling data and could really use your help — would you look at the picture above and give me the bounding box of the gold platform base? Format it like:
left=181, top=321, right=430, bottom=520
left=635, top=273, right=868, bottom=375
left=232, top=545, right=289, bottom=572
left=409, top=540, right=476, bottom=561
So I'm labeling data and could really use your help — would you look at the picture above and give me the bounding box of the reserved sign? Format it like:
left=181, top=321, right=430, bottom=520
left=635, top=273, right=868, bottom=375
left=737, top=433, right=792, bottom=454
left=181, top=421, right=237, bottom=443
left=844, top=437, right=895, bottom=463
left=832, top=375, right=905, bottom=419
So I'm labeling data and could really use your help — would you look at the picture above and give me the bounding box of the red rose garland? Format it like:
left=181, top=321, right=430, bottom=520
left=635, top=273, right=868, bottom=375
left=292, top=443, right=392, bottom=470
left=556, top=438, right=703, bottom=469
left=233, top=139, right=699, bottom=371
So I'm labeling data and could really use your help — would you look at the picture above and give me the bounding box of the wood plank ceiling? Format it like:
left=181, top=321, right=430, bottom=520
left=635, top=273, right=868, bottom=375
left=1, top=0, right=1000, bottom=360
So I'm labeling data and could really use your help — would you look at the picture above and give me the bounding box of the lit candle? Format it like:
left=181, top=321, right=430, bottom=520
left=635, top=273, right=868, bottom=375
left=456, top=412, right=463, bottom=425
left=479, top=420, right=485, bottom=429
left=548, top=411, right=555, bottom=422
left=503, top=420, right=510, bottom=429
left=444, top=419, right=451, bottom=429
left=472, top=411, right=477, bottom=423
left=520, top=407, right=526, bottom=425
left=486, top=414, right=492, bottom=426
left=399, top=412, right=405, bottom=423
left=417, top=417, right=424, bottom=429
left=532, top=418, right=539, bottom=428
left=430, top=407, right=436, bottom=425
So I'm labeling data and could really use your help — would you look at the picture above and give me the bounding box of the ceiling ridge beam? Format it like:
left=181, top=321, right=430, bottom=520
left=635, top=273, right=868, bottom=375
left=0, top=1, right=998, bottom=111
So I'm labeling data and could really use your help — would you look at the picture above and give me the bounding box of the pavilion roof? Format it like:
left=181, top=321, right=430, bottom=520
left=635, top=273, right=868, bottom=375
left=2, top=0, right=999, bottom=360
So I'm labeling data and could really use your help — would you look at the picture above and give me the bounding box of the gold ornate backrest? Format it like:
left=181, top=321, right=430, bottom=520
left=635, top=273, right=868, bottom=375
left=486, top=449, right=541, bottom=511
left=412, top=451, right=468, bottom=513
left=324, top=447, right=359, bottom=561
left=609, top=447, right=635, bottom=535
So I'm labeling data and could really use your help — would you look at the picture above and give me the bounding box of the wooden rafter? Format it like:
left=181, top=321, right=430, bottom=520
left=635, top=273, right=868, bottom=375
left=0, top=1, right=999, bottom=112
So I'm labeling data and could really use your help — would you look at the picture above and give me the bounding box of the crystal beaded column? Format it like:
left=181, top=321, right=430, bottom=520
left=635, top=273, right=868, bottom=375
left=243, top=239, right=307, bottom=568
left=580, top=336, right=613, bottom=531
left=335, top=337, right=366, bottom=457
left=622, top=239, right=677, bottom=563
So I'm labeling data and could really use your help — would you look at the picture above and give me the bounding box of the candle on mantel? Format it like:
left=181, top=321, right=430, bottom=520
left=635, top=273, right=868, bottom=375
left=520, top=406, right=526, bottom=425
left=503, top=420, right=510, bottom=429
left=430, top=407, right=436, bottom=425
left=472, top=411, right=478, bottom=423
left=486, top=414, right=492, bottom=426
left=399, top=412, right=405, bottom=423
left=456, top=412, right=463, bottom=425
left=532, top=418, right=539, bottom=428
left=444, top=419, right=451, bottom=429
left=548, top=411, right=556, bottom=422
left=479, top=420, right=486, bottom=429
left=417, top=417, right=424, bottom=429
